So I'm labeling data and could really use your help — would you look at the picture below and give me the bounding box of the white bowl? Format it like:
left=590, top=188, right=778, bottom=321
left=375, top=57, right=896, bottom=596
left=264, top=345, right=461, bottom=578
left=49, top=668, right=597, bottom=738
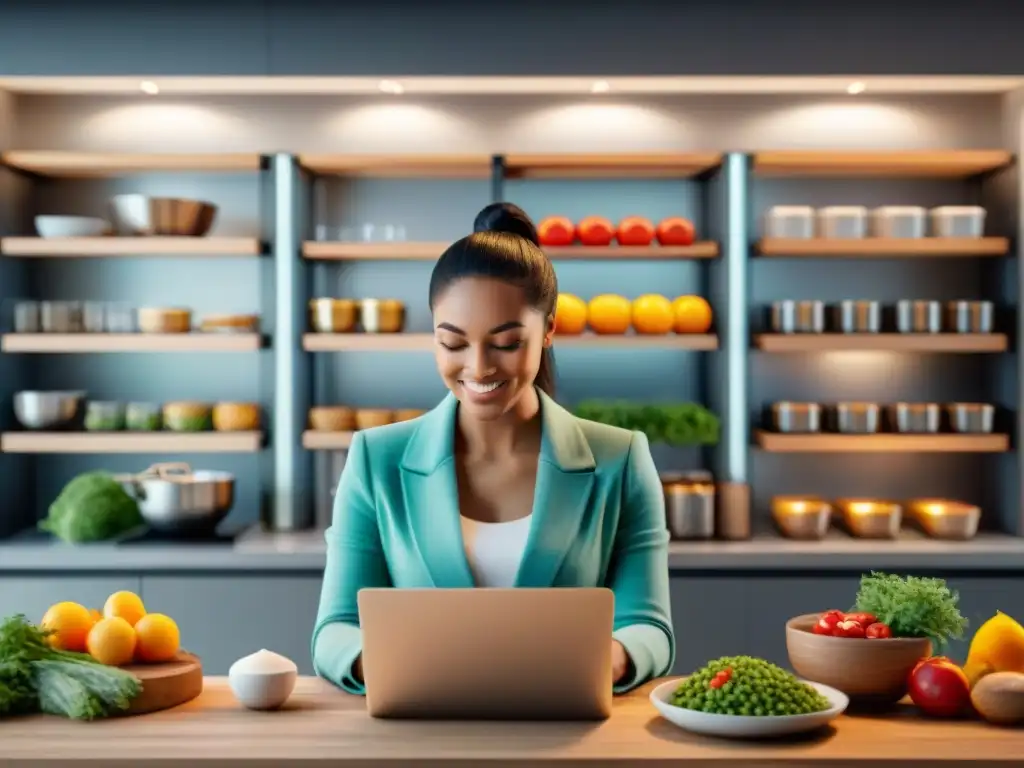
left=34, top=215, right=109, bottom=238
left=109, top=194, right=150, bottom=235
left=650, top=678, right=848, bottom=739
left=228, top=649, right=298, bottom=710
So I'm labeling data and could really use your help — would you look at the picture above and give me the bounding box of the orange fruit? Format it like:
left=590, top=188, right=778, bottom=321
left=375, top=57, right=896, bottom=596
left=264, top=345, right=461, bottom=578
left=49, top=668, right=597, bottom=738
left=134, top=614, right=181, bottom=663
left=40, top=602, right=94, bottom=652
left=587, top=294, right=632, bottom=335
left=554, top=293, right=587, bottom=335
left=672, top=295, right=714, bottom=334
left=103, top=590, right=146, bottom=627
left=87, top=617, right=137, bottom=666
left=89, top=609, right=102, bottom=624
left=631, top=294, right=674, bottom=335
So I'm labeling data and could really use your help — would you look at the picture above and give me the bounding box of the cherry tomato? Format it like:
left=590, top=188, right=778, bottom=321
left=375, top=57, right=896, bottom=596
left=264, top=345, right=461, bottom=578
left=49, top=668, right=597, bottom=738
left=845, top=612, right=878, bottom=627
left=708, top=667, right=733, bottom=689
left=814, top=612, right=843, bottom=636
left=865, top=622, right=893, bottom=639
left=834, top=619, right=866, bottom=639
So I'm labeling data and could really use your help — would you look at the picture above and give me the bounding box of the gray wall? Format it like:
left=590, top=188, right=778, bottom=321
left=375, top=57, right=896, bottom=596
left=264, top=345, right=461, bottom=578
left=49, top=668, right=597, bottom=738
left=1, top=1, right=1024, bottom=76
left=0, top=92, right=1016, bottom=537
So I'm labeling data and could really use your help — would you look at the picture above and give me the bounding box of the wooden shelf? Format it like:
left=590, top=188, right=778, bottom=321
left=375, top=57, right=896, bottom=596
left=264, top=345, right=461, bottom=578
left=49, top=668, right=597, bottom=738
left=503, top=153, right=722, bottom=179
left=0, top=237, right=262, bottom=257
left=303, top=333, right=718, bottom=352
left=755, top=333, right=1008, bottom=353
left=755, top=430, right=1009, bottom=453
left=2, top=151, right=261, bottom=177
left=1, top=431, right=263, bottom=454
left=303, top=431, right=355, bottom=450
left=302, top=241, right=720, bottom=260
left=752, top=150, right=1012, bottom=178
left=1, top=333, right=262, bottom=353
left=756, top=237, right=1009, bottom=257
left=298, top=154, right=491, bottom=178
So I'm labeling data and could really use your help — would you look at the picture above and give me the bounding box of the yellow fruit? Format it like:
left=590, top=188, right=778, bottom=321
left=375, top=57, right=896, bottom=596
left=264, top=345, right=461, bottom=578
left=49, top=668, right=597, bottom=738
left=554, top=293, right=587, bottom=335
left=964, top=611, right=1024, bottom=687
left=631, top=294, right=674, bottom=335
left=89, top=609, right=102, bottom=624
left=134, top=614, right=181, bottom=663
left=103, top=590, right=146, bottom=627
left=87, top=617, right=137, bottom=666
left=587, top=294, right=632, bottom=335
left=40, top=602, right=94, bottom=652
left=672, top=295, right=714, bottom=334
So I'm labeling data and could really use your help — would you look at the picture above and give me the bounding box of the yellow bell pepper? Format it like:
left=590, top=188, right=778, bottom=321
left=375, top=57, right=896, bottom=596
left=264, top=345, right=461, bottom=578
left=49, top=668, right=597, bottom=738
left=964, top=611, right=1024, bottom=687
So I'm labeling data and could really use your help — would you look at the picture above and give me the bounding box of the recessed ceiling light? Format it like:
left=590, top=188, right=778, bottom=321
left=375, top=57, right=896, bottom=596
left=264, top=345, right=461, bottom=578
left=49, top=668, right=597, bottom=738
left=846, top=81, right=867, bottom=95
left=139, top=80, right=159, bottom=95
left=591, top=80, right=610, bottom=94
left=378, top=80, right=404, bottom=95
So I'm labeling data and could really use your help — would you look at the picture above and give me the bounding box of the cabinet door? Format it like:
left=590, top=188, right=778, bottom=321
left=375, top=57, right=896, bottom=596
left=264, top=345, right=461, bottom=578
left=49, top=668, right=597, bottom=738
left=0, top=577, right=142, bottom=622
left=141, top=576, right=322, bottom=675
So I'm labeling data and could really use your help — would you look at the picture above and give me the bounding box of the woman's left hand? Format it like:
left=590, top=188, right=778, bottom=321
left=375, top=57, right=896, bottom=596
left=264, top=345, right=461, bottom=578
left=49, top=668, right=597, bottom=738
left=611, top=640, right=630, bottom=683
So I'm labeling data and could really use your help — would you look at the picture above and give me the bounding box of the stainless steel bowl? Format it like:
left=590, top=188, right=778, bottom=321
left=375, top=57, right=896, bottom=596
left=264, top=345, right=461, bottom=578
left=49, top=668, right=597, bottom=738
left=946, top=403, right=995, bottom=434
left=662, top=471, right=715, bottom=540
left=118, top=462, right=235, bottom=535
left=886, top=403, right=940, bottom=434
left=833, top=402, right=880, bottom=433
left=895, top=300, right=941, bottom=333
left=770, top=402, right=822, bottom=433
left=770, top=300, right=824, bottom=333
left=13, top=391, right=85, bottom=430
left=834, top=300, right=881, bottom=333
left=946, top=301, right=994, bottom=333
left=110, top=195, right=218, bottom=237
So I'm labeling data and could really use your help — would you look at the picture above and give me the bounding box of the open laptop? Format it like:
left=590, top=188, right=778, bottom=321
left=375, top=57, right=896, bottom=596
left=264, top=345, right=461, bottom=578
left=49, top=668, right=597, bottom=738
left=357, top=587, right=614, bottom=720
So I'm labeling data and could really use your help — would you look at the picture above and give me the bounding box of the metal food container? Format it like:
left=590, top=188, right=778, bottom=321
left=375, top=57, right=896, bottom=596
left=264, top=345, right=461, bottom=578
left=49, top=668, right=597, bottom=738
left=118, top=462, right=235, bottom=535
left=763, top=206, right=814, bottom=239
left=360, top=299, right=406, bottom=333
left=886, top=403, right=940, bottom=434
left=771, top=497, right=832, bottom=540
left=907, top=499, right=981, bottom=541
left=836, top=499, right=902, bottom=539
left=309, top=298, right=358, bottom=333
left=662, top=471, right=715, bottom=540
left=40, top=301, right=83, bottom=333
left=929, top=206, right=986, bottom=238
left=13, top=391, right=85, bottom=430
left=946, top=300, right=994, bottom=333
left=770, top=300, right=824, bottom=334
left=870, top=206, right=926, bottom=238
left=770, top=402, right=822, bottom=433
left=946, top=403, right=995, bottom=434
left=833, top=300, right=881, bottom=333
left=833, top=402, right=880, bottom=434
left=816, top=206, right=867, bottom=239
left=13, top=301, right=40, bottom=333
left=895, top=300, right=941, bottom=333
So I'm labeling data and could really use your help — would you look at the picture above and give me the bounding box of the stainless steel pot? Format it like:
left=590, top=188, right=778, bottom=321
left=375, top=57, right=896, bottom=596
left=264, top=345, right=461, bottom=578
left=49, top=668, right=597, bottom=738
left=770, top=300, right=824, bottom=333
left=662, top=471, right=715, bottom=540
left=895, top=300, right=941, bottom=333
left=119, top=462, right=235, bottom=535
left=833, top=402, right=880, bottom=433
left=834, top=300, right=881, bottom=333
left=946, top=403, right=995, bottom=434
left=947, top=301, right=994, bottom=333
left=886, top=403, right=940, bottom=434
left=770, top=402, right=821, bottom=433
left=13, top=390, right=85, bottom=430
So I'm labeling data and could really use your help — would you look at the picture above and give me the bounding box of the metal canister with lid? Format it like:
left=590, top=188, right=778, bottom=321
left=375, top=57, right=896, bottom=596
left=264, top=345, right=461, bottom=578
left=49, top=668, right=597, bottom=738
left=662, top=471, right=716, bottom=540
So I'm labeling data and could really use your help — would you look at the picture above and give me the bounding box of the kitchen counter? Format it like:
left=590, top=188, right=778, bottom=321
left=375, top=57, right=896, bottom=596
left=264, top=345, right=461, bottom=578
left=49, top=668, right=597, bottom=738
left=2, top=527, right=1024, bottom=573
left=1, top=677, right=1022, bottom=766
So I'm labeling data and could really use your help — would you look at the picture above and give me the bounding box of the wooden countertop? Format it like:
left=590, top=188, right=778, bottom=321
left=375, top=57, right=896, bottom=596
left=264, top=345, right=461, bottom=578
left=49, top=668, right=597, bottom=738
left=1, top=677, right=1022, bottom=766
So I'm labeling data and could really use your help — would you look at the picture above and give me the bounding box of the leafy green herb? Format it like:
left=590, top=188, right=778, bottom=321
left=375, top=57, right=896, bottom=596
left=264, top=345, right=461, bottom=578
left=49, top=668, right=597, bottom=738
left=851, top=571, right=968, bottom=648
left=0, top=615, right=141, bottom=720
left=573, top=401, right=719, bottom=446
left=38, top=471, right=142, bottom=543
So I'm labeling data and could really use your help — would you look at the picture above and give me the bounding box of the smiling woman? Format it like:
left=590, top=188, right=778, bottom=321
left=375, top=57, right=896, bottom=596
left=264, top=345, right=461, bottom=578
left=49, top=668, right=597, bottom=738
left=311, top=203, right=674, bottom=699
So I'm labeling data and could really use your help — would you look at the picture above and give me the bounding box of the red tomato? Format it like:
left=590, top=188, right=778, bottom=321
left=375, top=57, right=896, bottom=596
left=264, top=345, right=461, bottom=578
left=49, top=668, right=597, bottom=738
left=833, top=619, right=866, bottom=639
left=865, top=622, right=893, bottom=639
left=908, top=657, right=971, bottom=718
left=656, top=217, right=696, bottom=246
left=615, top=217, right=655, bottom=246
left=576, top=216, right=615, bottom=246
left=813, top=612, right=843, bottom=636
left=845, top=612, right=878, bottom=627
left=537, top=216, right=575, bottom=247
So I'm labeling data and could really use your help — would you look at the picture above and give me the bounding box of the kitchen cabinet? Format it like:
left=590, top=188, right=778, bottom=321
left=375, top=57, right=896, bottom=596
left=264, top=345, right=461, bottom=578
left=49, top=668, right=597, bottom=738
left=140, top=576, right=322, bottom=675
left=0, top=576, right=142, bottom=622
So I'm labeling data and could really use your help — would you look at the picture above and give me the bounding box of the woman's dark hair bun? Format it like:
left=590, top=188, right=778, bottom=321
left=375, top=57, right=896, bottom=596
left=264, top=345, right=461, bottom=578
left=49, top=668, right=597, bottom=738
left=472, top=202, right=540, bottom=247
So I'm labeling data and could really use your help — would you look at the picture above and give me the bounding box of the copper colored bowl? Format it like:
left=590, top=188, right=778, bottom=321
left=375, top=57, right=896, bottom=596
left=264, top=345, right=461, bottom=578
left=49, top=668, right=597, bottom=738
left=111, top=195, right=217, bottom=236
left=308, top=406, right=355, bottom=432
left=786, top=613, right=931, bottom=705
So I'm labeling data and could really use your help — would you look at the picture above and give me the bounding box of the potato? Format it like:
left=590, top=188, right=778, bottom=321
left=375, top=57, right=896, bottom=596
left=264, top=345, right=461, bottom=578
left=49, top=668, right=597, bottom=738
left=971, top=671, right=1024, bottom=726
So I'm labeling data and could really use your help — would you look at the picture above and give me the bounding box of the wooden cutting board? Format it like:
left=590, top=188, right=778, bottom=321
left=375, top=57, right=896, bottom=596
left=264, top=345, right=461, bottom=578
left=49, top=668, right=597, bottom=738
left=121, top=652, right=203, bottom=715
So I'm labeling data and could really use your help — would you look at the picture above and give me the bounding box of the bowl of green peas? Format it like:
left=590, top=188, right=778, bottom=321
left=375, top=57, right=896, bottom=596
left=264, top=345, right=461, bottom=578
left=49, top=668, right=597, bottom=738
left=650, top=655, right=848, bottom=738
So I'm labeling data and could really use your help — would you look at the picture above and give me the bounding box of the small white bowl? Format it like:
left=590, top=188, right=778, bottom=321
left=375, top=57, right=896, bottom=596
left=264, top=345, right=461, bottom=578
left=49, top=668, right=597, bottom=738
left=228, top=649, right=298, bottom=711
left=34, top=215, right=109, bottom=238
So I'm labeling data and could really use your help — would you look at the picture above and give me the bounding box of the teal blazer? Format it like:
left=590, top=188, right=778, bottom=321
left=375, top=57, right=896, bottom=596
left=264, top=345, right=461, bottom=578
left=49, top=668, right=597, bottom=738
left=311, top=389, right=675, bottom=695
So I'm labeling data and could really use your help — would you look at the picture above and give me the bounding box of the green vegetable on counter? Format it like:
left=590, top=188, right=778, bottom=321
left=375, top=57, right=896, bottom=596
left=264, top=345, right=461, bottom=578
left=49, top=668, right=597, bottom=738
left=573, top=401, right=720, bottom=446
left=851, top=571, right=968, bottom=649
left=0, top=615, right=141, bottom=720
left=670, top=655, right=831, bottom=716
left=38, top=471, right=143, bottom=543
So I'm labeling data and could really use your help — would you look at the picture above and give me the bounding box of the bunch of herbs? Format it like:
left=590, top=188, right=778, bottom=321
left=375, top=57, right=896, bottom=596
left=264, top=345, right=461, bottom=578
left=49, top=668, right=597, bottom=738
left=851, top=571, right=968, bottom=648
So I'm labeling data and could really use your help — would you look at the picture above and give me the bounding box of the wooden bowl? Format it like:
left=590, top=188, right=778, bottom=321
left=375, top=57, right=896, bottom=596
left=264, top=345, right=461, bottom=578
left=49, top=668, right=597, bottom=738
left=308, top=406, right=355, bottom=432
left=786, top=613, right=931, bottom=705
left=212, top=402, right=260, bottom=431
left=138, top=307, right=192, bottom=334
left=355, top=409, right=393, bottom=429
